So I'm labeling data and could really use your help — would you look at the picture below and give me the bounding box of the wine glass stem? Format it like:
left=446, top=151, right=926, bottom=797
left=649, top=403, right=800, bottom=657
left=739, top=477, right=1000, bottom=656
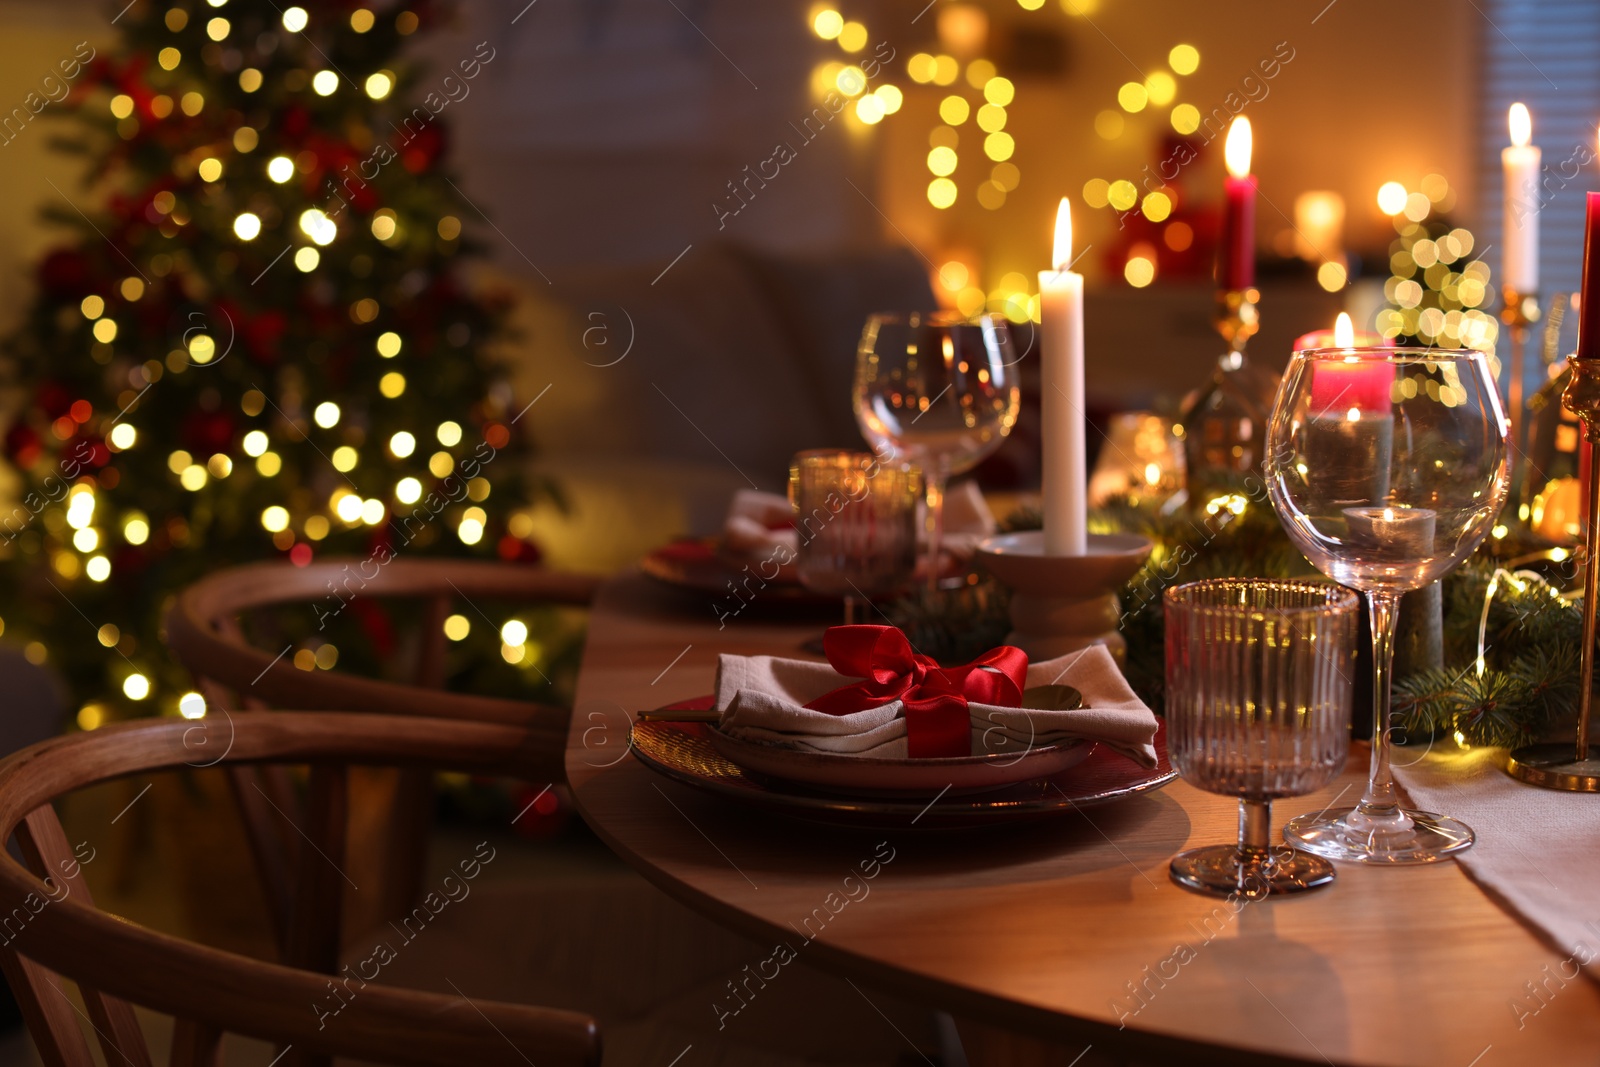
left=1238, top=797, right=1271, bottom=857
left=1357, top=589, right=1410, bottom=827
left=924, top=468, right=947, bottom=591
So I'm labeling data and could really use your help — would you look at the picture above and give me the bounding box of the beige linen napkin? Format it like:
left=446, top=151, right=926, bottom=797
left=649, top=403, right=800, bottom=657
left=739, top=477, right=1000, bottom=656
left=714, top=645, right=1159, bottom=766
left=721, top=482, right=997, bottom=560
left=722, top=489, right=798, bottom=557
left=1392, top=746, right=1600, bottom=982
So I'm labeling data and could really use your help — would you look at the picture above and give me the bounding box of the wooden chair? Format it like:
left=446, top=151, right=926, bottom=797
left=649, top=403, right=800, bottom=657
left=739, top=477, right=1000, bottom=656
left=162, top=558, right=601, bottom=973
left=0, top=713, right=599, bottom=1067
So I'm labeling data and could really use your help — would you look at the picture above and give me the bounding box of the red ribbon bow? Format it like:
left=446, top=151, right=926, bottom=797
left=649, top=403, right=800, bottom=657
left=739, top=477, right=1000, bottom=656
left=803, top=625, right=1029, bottom=757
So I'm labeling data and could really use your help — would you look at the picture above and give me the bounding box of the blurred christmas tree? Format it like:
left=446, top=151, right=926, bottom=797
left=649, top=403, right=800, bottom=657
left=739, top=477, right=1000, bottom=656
left=1, top=1, right=566, bottom=726
left=1371, top=178, right=1500, bottom=351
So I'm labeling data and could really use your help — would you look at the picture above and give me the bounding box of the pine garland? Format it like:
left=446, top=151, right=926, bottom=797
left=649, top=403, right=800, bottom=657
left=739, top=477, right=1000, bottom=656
left=1394, top=557, right=1583, bottom=747
left=920, top=493, right=1586, bottom=747
left=884, top=579, right=1012, bottom=666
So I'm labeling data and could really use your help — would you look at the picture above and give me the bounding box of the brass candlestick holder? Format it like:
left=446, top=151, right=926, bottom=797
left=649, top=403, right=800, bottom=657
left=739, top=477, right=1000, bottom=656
left=1214, top=286, right=1261, bottom=352
left=1504, top=353, right=1600, bottom=791
left=1500, top=286, right=1541, bottom=521
left=1180, top=287, right=1277, bottom=505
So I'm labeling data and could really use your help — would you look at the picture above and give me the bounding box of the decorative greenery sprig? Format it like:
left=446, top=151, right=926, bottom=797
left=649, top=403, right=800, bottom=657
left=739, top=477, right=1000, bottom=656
left=926, top=492, right=1584, bottom=747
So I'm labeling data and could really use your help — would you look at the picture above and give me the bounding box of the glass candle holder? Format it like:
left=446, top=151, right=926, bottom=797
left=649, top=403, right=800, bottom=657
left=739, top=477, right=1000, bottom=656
left=1165, top=579, right=1359, bottom=899
left=788, top=451, right=921, bottom=624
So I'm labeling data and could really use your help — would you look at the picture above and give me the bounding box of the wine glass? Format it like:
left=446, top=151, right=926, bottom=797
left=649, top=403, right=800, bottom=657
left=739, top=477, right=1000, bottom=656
left=1265, top=346, right=1509, bottom=864
left=854, top=312, right=1021, bottom=585
left=1165, top=578, right=1359, bottom=898
left=788, top=450, right=921, bottom=624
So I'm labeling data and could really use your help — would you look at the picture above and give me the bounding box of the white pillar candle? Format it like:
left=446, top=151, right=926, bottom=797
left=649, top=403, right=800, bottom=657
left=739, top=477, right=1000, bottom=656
left=1039, top=199, right=1087, bottom=556
left=1502, top=102, right=1541, bottom=294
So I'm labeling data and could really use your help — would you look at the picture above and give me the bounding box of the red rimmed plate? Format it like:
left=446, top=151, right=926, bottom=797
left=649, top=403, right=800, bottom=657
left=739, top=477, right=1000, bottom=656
left=705, top=724, right=1092, bottom=797
left=640, top=538, right=837, bottom=604
left=630, top=697, right=1175, bottom=829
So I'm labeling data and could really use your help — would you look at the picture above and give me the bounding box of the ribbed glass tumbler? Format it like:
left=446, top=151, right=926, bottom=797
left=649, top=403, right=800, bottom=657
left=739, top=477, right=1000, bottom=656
left=1165, top=579, right=1359, bottom=899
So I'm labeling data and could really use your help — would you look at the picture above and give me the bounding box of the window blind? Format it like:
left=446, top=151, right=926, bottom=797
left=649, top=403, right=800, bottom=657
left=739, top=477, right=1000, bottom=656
left=1480, top=0, right=1600, bottom=306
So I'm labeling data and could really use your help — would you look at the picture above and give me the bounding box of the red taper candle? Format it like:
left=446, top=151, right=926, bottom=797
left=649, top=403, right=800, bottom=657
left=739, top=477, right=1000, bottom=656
left=1217, top=116, right=1256, bottom=292
left=1579, top=191, right=1600, bottom=362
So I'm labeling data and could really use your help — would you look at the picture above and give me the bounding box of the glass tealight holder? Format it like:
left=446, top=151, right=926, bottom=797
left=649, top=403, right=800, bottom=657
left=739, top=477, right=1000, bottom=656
left=788, top=450, right=921, bottom=624
left=1165, top=579, right=1359, bottom=899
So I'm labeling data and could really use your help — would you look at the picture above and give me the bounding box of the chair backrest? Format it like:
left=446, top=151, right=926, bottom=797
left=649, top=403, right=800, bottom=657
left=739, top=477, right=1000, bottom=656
left=163, top=558, right=600, bottom=967
left=0, top=713, right=600, bottom=1067
left=165, top=557, right=600, bottom=736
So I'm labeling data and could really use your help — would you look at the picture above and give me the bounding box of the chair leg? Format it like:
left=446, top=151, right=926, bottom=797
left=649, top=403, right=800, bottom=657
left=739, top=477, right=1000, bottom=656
left=284, top=765, right=347, bottom=977
left=168, top=1018, right=222, bottom=1067
left=343, top=767, right=433, bottom=936
left=379, top=768, right=432, bottom=923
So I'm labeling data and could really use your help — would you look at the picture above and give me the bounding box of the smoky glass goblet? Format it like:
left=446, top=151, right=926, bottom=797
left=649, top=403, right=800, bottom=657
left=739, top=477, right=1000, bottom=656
left=1165, top=579, right=1360, bottom=899
left=788, top=450, right=920, bottom=624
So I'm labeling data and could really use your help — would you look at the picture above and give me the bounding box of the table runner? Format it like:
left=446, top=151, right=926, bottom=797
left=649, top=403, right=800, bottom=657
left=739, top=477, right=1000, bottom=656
left=1392, top=746, right=1600, bottom=983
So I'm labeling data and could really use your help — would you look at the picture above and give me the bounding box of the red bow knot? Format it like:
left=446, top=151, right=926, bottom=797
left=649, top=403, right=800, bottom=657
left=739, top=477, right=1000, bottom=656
left=803, top=625, right=1029, bottom=757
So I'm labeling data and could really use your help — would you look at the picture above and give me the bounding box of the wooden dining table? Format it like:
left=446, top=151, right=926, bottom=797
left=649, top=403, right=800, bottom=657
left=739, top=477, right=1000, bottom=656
left=566, top=570, right=1600, bottom=1067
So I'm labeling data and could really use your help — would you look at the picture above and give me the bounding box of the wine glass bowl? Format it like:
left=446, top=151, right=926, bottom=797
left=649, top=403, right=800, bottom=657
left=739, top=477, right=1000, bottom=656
left=1265, top=346, right=1509, bottom=864
left=854, top=312, right=1021, bottom=582
left=1165, top=578, right=1359, bottom=899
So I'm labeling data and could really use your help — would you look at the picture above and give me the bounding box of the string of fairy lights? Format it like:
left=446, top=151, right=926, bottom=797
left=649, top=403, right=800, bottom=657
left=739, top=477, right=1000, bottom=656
left=808, top=2, right=1491, bottom=354
left=807, top=3, right=1205, bottom=323
left=39, top=1, right=548, bottom=731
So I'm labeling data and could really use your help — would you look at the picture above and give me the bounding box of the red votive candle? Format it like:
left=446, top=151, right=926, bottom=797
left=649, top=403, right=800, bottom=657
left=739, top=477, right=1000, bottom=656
left=1310, top=359, right=1394, bottom=419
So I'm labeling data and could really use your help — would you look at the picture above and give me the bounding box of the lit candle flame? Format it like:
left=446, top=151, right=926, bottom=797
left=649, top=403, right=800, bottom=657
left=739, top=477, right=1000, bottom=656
left=1052, top=198, right=1073, bottom=272
left=1508, top=102, right=1531, bottom=148
left=1334, top=311, right=1354, bottom=347
left=1224, top=116, right=1252, bottom=179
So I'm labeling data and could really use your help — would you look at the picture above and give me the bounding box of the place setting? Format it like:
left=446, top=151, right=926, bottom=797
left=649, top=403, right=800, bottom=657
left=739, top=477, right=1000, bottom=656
left=630, top=621, right=1175, bottom=829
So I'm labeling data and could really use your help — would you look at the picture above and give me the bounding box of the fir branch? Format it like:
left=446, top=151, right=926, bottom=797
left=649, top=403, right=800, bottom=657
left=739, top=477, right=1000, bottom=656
left=1450, top=670, right=1542, bottom=749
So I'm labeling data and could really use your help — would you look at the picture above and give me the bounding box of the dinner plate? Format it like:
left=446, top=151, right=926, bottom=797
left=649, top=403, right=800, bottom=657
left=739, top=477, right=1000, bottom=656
left=704, top=724, right=1092, bottom=797
left=640, top=538, right=837, bottom=604
left=630, top=698, right=1175, bottom=829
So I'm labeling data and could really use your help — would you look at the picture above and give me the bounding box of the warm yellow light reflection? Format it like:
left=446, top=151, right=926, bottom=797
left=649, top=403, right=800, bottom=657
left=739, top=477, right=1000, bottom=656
left=1376, top=181, right=1408, bottom=216
left=1124, top=245, right=1156, bottom=287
